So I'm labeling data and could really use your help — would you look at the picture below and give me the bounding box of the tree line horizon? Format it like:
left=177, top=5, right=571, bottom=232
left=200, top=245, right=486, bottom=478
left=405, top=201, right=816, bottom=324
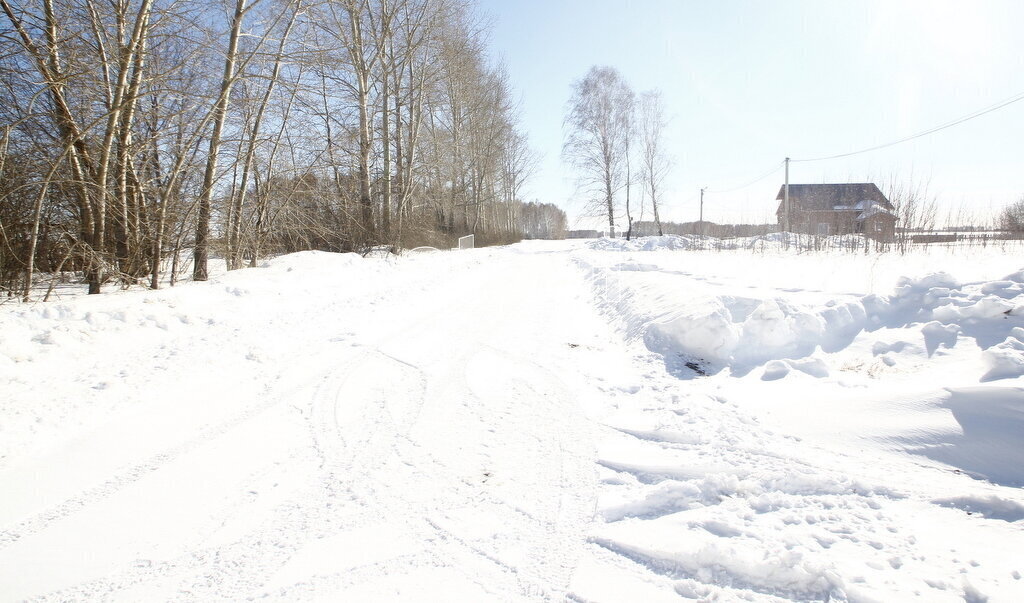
left=0, top=0, right=567, bottom=299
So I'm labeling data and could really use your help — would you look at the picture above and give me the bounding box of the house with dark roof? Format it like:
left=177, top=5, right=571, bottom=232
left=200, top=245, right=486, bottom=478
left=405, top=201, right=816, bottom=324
left=775, top=183, right=897, bottom=241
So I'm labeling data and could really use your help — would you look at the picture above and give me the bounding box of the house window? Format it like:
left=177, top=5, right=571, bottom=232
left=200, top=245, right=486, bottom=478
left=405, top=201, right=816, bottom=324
left=817, top=223, right=830, bottom=236
left=874, top=221, right=883, bottom=232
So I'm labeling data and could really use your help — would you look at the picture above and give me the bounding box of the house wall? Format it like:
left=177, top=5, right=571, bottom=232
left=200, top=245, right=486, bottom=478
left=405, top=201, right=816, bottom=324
left=779, top=209, right=895, bottom=241
left=863, top=214, right=896, bottom=242
left=787, top=210, right=858, bottom=236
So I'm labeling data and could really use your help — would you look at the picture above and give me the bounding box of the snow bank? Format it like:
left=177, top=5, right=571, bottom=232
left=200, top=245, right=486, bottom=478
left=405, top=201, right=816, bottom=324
left=0, top=250, right=389, bottom=466
left=982, top=328, right=1024, bottom=381
left=582, top=254, right=1024, bottom=380
left=576, top=244, right=1024, bottom=601
left=644, top=301, right=738, bottom=365
left=586, top=232, right=878, bottom=253
left=587, top=234, right=706, bottom=252
left=643, top=297, right=824, bottom=370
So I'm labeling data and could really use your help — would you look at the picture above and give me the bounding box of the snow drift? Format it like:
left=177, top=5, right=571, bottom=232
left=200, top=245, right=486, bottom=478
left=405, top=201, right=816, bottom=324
left=581, top=250, right=1024, bottom=382
left=917, top=386, right=1024, bottom=487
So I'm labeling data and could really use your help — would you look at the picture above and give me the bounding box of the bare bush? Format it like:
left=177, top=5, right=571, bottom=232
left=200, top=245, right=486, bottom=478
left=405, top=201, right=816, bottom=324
left=999, top=197, right=1024, bottom=233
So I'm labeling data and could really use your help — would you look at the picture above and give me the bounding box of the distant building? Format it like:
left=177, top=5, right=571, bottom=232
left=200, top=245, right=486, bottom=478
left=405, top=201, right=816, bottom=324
left=775, top=183, right=897, bottom=241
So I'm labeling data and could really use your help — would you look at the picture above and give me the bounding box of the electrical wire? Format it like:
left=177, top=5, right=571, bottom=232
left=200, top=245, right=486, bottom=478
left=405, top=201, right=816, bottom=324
left=692, top=89, right=1024, bottom=206
left=791, top=89, right=1024, bottom=163
left=704, top=160, right=785, bottom=194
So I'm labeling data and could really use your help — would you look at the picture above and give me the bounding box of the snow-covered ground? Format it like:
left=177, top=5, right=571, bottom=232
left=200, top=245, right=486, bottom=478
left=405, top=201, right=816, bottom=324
left=2, top=237, right=1023, bottom=601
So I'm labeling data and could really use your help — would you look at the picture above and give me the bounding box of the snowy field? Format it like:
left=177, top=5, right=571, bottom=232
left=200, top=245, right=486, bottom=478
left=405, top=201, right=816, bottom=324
left=2, top=237, right=1023, bottom=601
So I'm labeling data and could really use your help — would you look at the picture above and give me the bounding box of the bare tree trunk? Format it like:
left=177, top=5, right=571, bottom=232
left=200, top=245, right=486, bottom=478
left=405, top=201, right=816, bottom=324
left=114, top=8, right=151, bottom=280
left=652, top=189, right=663, bottom=236
left=379, top=0, right=393, bottom=241
left=639, top=90, right=667, bottom=237
left=341, top=0, right=376, bottom=244
left=86, top=0, right=155, bottom=287
left=2, top=0, right=109, bottom=293
left=625, top=139, right=632, bottom=241
left=393, top=78, right=404, bottom=243
left=251, top=64, right=302, bottom=267
left=396, top=50, right=430, bottom=246
left=149, top=98, right=168, bottom=289
left=228, top=5, right=298, bottom=270
left=317, top=69, right=346, bottom=231
left=170, top=229, right=183, bottom=287
left=195, top=0, right=247, bottom=281
left=605, top=162, right=615, bottom=238
left=23, top=172, right=52, bottom=301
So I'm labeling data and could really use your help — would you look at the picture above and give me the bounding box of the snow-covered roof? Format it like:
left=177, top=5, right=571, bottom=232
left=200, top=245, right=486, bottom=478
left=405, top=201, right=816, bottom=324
left=858, top=204, right=896, bottom=220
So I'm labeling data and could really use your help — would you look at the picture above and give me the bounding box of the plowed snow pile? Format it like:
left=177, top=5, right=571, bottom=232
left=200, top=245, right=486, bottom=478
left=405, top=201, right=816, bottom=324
left=572, top=236, right=1024, bottom=602
left=2, top=238, right=1024, bottom=602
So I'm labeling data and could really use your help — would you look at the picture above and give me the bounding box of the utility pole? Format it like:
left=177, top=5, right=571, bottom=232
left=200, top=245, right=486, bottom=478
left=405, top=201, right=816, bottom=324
left=783, top=157, right=790, bottom=233
left=699, top=187, right=706, bottom=236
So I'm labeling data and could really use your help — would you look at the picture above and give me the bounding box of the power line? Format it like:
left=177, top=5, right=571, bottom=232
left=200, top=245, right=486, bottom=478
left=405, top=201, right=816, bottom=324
left=696, top=89, right=1024, bottom=198
left=704, top=160, right=785, bottom=194
left=792, top=89, right=1024, bottom=163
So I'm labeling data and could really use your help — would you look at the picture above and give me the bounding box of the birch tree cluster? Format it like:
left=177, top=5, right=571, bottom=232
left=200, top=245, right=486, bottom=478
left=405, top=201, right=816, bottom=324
left=519, top=201, right=566, bottom=240
left=563, top=65, right=670, bottom=239
left=0, top=0, right=537, bottom=298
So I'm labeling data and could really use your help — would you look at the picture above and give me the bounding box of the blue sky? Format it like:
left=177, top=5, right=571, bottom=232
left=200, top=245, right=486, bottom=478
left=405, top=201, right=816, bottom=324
left=477, top=0, right=1024, bottom=228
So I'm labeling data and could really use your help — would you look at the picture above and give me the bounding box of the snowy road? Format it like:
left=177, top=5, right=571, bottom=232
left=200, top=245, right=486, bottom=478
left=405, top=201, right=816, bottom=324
left=2, top=239, right=1024, bottom=601
left=1, top=248, right=625, bottom=600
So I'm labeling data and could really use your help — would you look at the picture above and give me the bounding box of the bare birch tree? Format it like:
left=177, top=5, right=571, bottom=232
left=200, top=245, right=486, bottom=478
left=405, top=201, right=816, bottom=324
left=639, top=89, right=669, bottom=237
left=194, top=0, right=249, bottom=281
left=563, top=66, right=633, bottom=237
left=225, top=0, right=301, bottom=270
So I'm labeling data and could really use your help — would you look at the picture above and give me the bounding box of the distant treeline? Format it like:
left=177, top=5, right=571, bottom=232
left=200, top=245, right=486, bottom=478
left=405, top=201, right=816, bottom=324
left=521, top=202, right=568, bottom=240
left=631, top=221, right=778, bottom=238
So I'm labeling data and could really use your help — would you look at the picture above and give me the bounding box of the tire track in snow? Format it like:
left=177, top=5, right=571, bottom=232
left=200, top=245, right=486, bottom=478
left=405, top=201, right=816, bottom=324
left=6, top=317, right=443, bottom=599
left=0, top=263, right=472, bottom=561
left=0, top=377, right=294, bottom=551
left=164, top=273, right=515, bottom=599
left=282, top=258, right=600, bottom=599
left=126, top=264, right=559, bottom=599
left=8, top=251, right=610, bottom=601
left=26, top=284, right=470, bottom=600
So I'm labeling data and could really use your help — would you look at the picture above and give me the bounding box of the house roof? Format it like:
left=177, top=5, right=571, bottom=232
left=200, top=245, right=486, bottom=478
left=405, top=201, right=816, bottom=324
left=857, top=202, right=896, bottom=221
left=775, top=183, right=893, bottom=213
